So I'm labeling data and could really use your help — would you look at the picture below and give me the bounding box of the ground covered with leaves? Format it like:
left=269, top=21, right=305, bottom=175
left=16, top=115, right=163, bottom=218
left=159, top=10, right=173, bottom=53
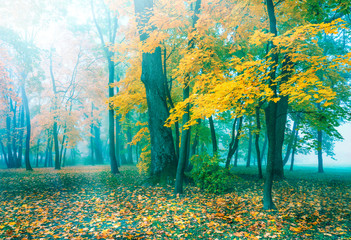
left=0, top=165, right=350, bottom=239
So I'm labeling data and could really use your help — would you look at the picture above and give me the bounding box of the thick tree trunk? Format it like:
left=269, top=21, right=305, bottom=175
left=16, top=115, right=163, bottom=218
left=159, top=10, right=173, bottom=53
left=209, top=116, right=217, bottom=155
left=317, top=130, right=324, bottom=173
left=134, top=0, right=177, bottom=183
left=264, top=102, right=277, bottom=210
left=273, top=96, right=288, bottom=179
left=255, top=107, right=263, bottom=179
left=261, top=134, right=268, bottom=164
left=21, top=85, right=33, bottom=171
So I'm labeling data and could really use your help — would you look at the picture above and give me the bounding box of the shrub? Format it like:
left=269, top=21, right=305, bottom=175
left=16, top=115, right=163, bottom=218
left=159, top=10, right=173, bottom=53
left=190, top=154, right=234, bottom=194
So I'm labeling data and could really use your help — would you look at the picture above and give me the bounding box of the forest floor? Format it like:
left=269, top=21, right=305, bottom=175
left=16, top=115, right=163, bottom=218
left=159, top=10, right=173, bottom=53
left=0, top=165, right=350, bottom=239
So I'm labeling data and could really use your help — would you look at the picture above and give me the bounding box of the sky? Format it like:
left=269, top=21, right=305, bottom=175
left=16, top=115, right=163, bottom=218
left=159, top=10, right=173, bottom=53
left=294, top=123, right=351, bottom=168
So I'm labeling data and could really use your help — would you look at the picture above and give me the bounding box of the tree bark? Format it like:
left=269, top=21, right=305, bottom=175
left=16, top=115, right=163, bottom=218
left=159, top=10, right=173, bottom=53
left=91, top=0, right=119, bottom=174
left=126, top=112, right=133, bottom=164
left=134, top=0, right=177, bottom=183
left=261, top=134, right=268, bottom=164
left=290, top=129, right=298, bottom=171
left=6, top=112, right=14, bottom=168
left=21, top=85, right=32, bottom=171
left=317, top=130, right=324, bottom=173
left=263, top=0, right=279, bottom=210
left=94, top=123, right=103, bottom=164
left=163, top=48, right=180, bottom=160
left=49, top=50, right=61, bottom=170
left=283, top=117, right=299, bottom=166
left=209, top=116, right=217, bottom=155
left=246, top=120, right=252, bottom=168
left=17, top=105, right=25, bottom=168
left=108, top=60, right=119, bottom=173
left=255, top=107, right=263, bottom=179
left=225, top=117, right=243, bottom=168
left=175, top=0, right=201, bottom=194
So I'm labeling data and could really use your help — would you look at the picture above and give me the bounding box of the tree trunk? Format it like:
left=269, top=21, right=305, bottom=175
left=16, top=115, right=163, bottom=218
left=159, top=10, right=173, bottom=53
left=108, top=60, right=119, bottom=174
left=225, top=117, right=243, bottom=168
left=317, top=130, right=324, bottom=173
left=17, top=105, right=25, bottom=168
left=234, top=144, right=239, bottom=167
left=49, top=137, right=53, bottom=168
left=6, top=113, right=14, bottom=168
left=209, top=116, right=217, bottom=155
left=190, top=119, right=201, bottom=159
left=36, top=139, right=40, bottom=167
left=283, top=117, right=299, bottom=166
left=21, top=85, right=33, bottom=171
left=175, top=0, right=201, bottom=194
left=126, top=113, right=133, bottom=164
left=115, top=116, right=121, bottom=167
left=91, top=0, right=119, bottom=174
left=246, top=121, right=252, bottom=168
left=290, top=129, right=298, bottom=171
left=163, top=48, right=180, bottom=160
left=255, top=107, right=263, bottom=179
left=94, top=123, right=103, bottom=164
left=49, top=50, right=61, bottom=170
left=134, top=0, right=177, bottom=183
left=0, top=141, right=9, bottom=167
left=261, top=134, right=268, bottom=164
left=11, top=102, right=19, bottom=167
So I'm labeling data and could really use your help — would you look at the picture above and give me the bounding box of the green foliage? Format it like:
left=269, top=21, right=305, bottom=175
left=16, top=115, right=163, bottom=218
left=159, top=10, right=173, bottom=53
left=190, top=154, right=235, bottom=194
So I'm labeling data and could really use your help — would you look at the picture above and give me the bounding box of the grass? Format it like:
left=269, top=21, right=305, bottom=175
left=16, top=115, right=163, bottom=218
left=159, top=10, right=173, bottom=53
left=0, top=165, right=350, bottom=239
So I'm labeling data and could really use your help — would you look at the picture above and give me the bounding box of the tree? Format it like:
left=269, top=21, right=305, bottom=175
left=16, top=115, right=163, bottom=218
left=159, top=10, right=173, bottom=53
left=134, top=0, right=177, bottom=183
left=175, top=0, right=201, bottom=195
left=91, top=0, right=120, bottom=174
